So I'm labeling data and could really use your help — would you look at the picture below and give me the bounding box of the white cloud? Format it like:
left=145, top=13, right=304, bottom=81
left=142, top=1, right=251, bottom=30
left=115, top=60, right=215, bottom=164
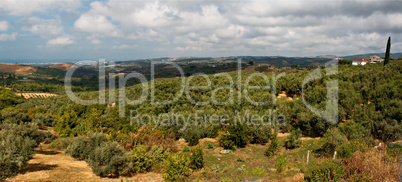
left=0, top=32, right=17, bottom=41
left=74, top=14, right=118, bottom=35
left=90, top=39, right=102, bottom=45
left=0, top=21, right=8, bottom=31
left=46, top=37, right=75, bottom=46
left=112, top=44, right=138, bottom=49
left=0, top=0, right=81, bottom=16
left=22, top=17, right=63, bottom=38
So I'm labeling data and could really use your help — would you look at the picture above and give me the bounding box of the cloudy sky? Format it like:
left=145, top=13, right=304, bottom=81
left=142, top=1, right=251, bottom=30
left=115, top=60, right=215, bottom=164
left=0, top=0, right=401, bottom=62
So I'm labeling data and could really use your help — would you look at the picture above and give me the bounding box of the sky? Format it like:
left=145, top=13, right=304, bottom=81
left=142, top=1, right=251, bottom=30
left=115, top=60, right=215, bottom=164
left=0, top=0, right=401, bottom=62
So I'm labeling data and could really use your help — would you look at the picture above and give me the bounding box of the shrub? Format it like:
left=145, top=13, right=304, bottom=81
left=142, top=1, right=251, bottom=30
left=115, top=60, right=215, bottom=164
left=1, top=122, right=54, bottom=146
left=123, top=126, right=176, bottom=152
left=183, top=129, right=201, bottom=146
left=49, top=137, right=73, bottom=150
left=0, top=131, right=36, bottom=180
left=66, top=132, right=108, bottom=160
left=87, top=142, right=132, bottom=177
left=304, top=159, right=345, bottom=182
left=207, top=142, right=214, bottom=149
left=265, top=133, right=279, bottom=157
left=206, top=126, right=219, bottom=138
left=189, top=146, right=204, bottom=170
left=249, top=125, right=272, bottom=144
left=339, top=121, right=373, bottom=145
left=219, top=123, right=249, bottom=150
left=1, top=110, right=30, bottom=124
left=321, top=128, right=348, bottom=155
left=130, top=145, right=170, bottom=173
left=163, top=153, right=192, bottom=182
left=285, top=128, right=302, bottom=149
left=32, top=114, right=57, bottom=127
left=338, top=139, right=366, bottom=158
left=275, top=156, right=287, bottom=173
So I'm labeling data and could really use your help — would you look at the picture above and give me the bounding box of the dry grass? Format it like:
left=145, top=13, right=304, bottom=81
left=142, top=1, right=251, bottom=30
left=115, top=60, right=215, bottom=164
left=0, top=63, right=37, bottom=74
left=49, top=63, right=73, bottom=71
left=342, top=149, right=400, bottom=181
left=6, top=144, right=163, bottom=182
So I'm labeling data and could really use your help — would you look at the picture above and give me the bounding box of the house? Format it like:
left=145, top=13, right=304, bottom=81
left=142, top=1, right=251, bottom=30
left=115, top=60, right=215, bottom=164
left=369, top=55, right=383, bottom=63
left=352, top=58, right=370, bottom=66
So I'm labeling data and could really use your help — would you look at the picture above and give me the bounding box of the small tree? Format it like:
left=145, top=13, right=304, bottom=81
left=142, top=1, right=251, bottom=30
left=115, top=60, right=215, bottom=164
left=285, top=128, right=302, bottom=149
left=384, top=36, right=391, bottom=66
left=265, top=133, right=279, bottom=157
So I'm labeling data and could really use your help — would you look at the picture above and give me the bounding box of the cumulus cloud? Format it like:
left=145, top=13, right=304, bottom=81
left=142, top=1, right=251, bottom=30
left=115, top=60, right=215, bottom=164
left=0, top=0, right=81, bottom=16
left=22, top=17, right=64, bottom=38
left=0, top=32, right=17, bottom=41
left=46, top=37, right=75, bottom=46
left=74, top=14, right=119, bottom=35
left=2, top=0, right=402, bottom=58
left=0, top=21, right=8, bottom=31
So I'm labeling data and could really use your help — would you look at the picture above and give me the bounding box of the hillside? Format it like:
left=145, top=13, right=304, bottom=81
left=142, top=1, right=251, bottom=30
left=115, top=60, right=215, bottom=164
left=1, top=60, right=401, bottom=181
left=49, top=63, right=73, bottom=71
left=0, top=63, right=37, bottom=74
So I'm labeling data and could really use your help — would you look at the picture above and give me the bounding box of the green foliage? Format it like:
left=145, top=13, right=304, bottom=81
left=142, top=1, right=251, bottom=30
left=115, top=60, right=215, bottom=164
left=207, top=142, right=214, bottom=149
left=1, top=110, right=30, bottom=124
left=182, top=145, right=190, bottom=152
left=188, top=146, right=204, bottom=170
left=384, top=36, right=391, bottom=66
left=219, top=123, right=249, bottom=150
left=183, top=128, right=201, bottom=146
left=304, top=160, right=345, bottom=182
left=163, top=153, right=192, bottom=182
left=0, top=123, right=41, bottom=180
left=130, top=145, right=170, bottom=173
left=48, top=137, right=73, bottom=150
left=249, top=125, right=272, bottom=144
left=339, top=121, right=373, bottom=146
left=265, top=133, right=279, bottom=157
left=87, top=142, right=132, bottom=177
left=32, top=114, right=57, bottom=127
left=275, top=155, right=287, bottom=173
left=338, top=140, right=366, bottom=158
left=338, top=59, right=352, bottom=65
left=285, top=128, right=302, bottom=149
left=0, top=89, right=23, bottom=110
left=321, top=128, right=348, bottom=155
left=1, top=122, right=54, bottom=146
left=66, top=132, right=132, bottom=177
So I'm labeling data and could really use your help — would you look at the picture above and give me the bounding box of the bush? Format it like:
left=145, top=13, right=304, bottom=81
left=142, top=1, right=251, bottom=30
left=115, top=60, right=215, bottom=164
left=265, top=133, right=279, bottom=157
left=49, top=137, right=73, bottom=150
left=0, top=130, right=36, bottom=180
left=189, top=146, right=204, bottom=170
left=338, top=139, right=366, bottom=158
left=1, top=122, right=54, bottom=146
left=163, top=153, right=192, bottom=182
left=183, top=129, right=201, bottom=146
left=339, top=121, right=373, bottom=145
left=304, top=159, right=345, bottom=182
left=275, top=155, right=287, bottom=173
left=130, top=145, right=170, bottom=173
left=87, top=142, right=132, bottom=177
left=285, top=128, right=302, bottom=149
left=249, top=125, right=272, bottom=144
left=66, top=133, right=132, bottom=177
left=321, top=128, right=348, bottom=155
left=0, top=110, right=30, bottom=124
left=207, top=142, right=214, bottom=149
left=32, top=114, right=57, bottom=127
left=219, top=123, right=249, bottom=150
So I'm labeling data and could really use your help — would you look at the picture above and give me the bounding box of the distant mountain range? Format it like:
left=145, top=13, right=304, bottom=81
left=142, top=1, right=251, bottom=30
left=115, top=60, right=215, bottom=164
left=340, top=52, right=402, bottom=60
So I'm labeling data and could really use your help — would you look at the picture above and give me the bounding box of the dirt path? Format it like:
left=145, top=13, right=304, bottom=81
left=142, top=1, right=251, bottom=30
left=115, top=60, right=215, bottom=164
left=6, top=144, right=163, bottom=182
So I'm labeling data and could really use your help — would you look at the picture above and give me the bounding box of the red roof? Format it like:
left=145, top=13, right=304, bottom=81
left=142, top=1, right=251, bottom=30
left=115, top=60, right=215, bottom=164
left=352, top=58, right=370, bottom=62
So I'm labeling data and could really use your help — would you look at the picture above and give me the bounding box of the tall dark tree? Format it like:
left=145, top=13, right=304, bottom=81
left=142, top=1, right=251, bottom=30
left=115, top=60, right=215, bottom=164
left=384, top=36, right=391, bottom=66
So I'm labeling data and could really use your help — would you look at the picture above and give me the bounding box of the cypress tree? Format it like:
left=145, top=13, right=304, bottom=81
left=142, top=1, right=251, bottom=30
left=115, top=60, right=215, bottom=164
left=384, top=36, right=391, bottom=66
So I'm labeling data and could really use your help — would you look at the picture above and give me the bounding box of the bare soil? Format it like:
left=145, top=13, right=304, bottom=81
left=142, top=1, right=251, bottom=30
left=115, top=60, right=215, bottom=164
left=0, top=63, right=37, bottom=74
left=49, top=63, right=73, bottom=71
left=6, top=144, right=163, bottom=182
